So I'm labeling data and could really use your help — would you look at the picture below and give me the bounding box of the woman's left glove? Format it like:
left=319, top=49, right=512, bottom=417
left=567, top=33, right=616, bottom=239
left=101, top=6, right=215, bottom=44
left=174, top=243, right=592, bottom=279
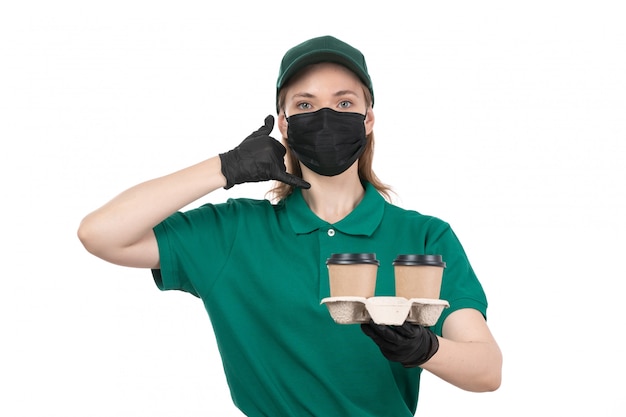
left=360, top=321, right=439, bottom=368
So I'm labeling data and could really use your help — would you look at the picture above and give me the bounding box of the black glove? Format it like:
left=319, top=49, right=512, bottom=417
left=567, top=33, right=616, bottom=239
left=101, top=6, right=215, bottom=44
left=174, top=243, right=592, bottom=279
left=219, top=115, right=311, bottom=190
left=360, top=321, right=439, bottom=368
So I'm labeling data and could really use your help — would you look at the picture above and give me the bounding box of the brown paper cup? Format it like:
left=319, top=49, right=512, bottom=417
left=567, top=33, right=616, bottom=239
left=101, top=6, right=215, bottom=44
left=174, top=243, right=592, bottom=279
left=393, top=254, right=446, bottom=299
left=326, top=253, right=379, bottom=298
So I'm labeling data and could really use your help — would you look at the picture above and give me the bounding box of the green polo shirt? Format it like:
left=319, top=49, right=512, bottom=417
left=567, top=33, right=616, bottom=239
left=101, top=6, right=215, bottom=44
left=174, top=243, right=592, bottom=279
left=152, top=182, right=487, bottom=417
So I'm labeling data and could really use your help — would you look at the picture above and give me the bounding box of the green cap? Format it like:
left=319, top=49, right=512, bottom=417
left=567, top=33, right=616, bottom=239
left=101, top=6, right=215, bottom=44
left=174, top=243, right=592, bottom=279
left=276, top=35, right=374, bottom=110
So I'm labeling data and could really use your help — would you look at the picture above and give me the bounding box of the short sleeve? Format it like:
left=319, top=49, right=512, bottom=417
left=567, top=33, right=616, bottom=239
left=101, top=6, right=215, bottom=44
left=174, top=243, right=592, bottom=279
left=426, top=221, right=488, bottom=335
left=150, top=200, right=242, bottom=297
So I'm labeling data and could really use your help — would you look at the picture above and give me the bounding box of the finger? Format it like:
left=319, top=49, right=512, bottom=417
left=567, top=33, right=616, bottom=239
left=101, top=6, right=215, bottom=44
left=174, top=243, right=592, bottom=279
left=274, top=171, right=311, bottom=189
left=361, top=324, right=404, bottom=357
left=368, top=323, right=410, bottom=346
left=360, top=323, right=387, bottom=345
left=393, top=322, right=421, bottom=339
left=360, top=323, right=376, bottom=338
left=290, top=176, right=311, bottom=189
left=361, top=320, right=390, bottom=339
left=257, top=114, right=274, bottom=136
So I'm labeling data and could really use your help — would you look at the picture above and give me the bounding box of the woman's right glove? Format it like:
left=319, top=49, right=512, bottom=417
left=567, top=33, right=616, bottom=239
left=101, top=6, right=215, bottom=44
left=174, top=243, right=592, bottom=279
left=219, top=115, right=311, bottom=190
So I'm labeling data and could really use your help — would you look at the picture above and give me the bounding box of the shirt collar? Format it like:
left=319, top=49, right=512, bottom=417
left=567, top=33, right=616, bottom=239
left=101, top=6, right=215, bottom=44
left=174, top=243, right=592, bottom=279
left=284, top=182, right=385, bottom=236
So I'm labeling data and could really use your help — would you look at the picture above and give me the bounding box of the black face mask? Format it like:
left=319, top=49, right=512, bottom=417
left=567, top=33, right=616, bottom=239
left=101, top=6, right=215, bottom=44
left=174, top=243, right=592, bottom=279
left=286, top=108, right=367, bottom=177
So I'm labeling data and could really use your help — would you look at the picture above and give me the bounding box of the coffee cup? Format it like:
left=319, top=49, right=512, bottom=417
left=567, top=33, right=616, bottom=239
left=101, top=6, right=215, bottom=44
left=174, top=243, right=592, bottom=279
left=393, top=254, right=446, bottom=299
left=326, top=253, right=379, bottom=298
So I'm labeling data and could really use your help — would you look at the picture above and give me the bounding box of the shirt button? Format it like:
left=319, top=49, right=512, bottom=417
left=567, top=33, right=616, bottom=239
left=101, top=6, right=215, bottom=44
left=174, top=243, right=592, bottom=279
left=327, top=229, right=336, bottom=237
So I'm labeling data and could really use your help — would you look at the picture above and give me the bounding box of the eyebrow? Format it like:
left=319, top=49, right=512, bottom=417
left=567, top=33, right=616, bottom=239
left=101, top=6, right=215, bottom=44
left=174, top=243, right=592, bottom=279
left=290, top=90, right=359, bottom=100
left=334, top=90, right=359, bottom=97
left=291, top=92, right=315, bottom=100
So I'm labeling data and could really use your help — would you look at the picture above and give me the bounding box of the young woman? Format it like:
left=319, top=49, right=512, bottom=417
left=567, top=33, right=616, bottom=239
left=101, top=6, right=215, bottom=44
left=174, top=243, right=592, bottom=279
left=78, top=35, right=502, bottom=416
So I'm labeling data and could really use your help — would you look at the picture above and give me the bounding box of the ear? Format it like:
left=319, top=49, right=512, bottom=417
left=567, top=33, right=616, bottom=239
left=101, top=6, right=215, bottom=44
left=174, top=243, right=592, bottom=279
left=365, top=106, right=375, bottom=135
left=278, top=111, right=289, bottom=139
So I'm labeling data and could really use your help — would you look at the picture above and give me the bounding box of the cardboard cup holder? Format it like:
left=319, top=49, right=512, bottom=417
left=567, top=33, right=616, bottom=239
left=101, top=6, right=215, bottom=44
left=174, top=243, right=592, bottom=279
left=321, top=296, right=449, bottom=326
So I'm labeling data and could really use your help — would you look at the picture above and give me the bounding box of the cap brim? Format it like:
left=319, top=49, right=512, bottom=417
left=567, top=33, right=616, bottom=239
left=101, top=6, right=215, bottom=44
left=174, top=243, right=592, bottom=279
left=277, top=50, right=370, bottom=91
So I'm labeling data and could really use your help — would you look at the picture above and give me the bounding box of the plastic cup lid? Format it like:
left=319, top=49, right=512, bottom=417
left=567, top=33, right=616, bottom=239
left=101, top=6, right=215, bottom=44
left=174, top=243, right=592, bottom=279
left=326, top=253, right=380, bottom=266
left=392, top=254, right=446, bottom=267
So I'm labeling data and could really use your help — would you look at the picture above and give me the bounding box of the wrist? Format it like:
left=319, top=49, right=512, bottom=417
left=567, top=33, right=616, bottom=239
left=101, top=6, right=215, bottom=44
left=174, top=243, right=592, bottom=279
left=218, top=151, right=237, bottom=189
left=402, top=329, right=440, bottom=368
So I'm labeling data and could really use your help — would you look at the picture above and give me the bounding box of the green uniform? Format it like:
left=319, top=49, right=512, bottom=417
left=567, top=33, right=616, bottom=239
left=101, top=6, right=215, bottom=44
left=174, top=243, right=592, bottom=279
left=152, top=182, right=487, bottom=416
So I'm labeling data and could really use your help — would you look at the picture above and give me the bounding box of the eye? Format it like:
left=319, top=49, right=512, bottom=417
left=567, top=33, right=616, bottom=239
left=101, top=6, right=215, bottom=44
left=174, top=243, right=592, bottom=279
left=297, top=102, right=312, bottom=110
left=338, top=100, right=352, bottom=109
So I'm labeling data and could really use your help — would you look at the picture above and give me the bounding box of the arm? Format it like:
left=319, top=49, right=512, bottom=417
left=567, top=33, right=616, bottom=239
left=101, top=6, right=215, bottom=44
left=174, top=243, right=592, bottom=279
left=361, top=308, right=502, bottom=392
left=77, top=156, right=226, bottom=269
left=421, top=308, right=502, bottom=392
left=77, top=115, right=309, bottom=269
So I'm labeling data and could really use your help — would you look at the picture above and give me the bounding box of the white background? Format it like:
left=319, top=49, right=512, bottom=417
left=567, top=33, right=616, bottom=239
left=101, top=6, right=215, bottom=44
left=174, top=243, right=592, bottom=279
left=1, top=1, right=625, bottom=415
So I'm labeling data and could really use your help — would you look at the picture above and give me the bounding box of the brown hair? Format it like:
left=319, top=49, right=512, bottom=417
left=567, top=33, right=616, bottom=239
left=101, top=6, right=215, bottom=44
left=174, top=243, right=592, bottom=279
left=268, top=83, right=393, bottom=203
